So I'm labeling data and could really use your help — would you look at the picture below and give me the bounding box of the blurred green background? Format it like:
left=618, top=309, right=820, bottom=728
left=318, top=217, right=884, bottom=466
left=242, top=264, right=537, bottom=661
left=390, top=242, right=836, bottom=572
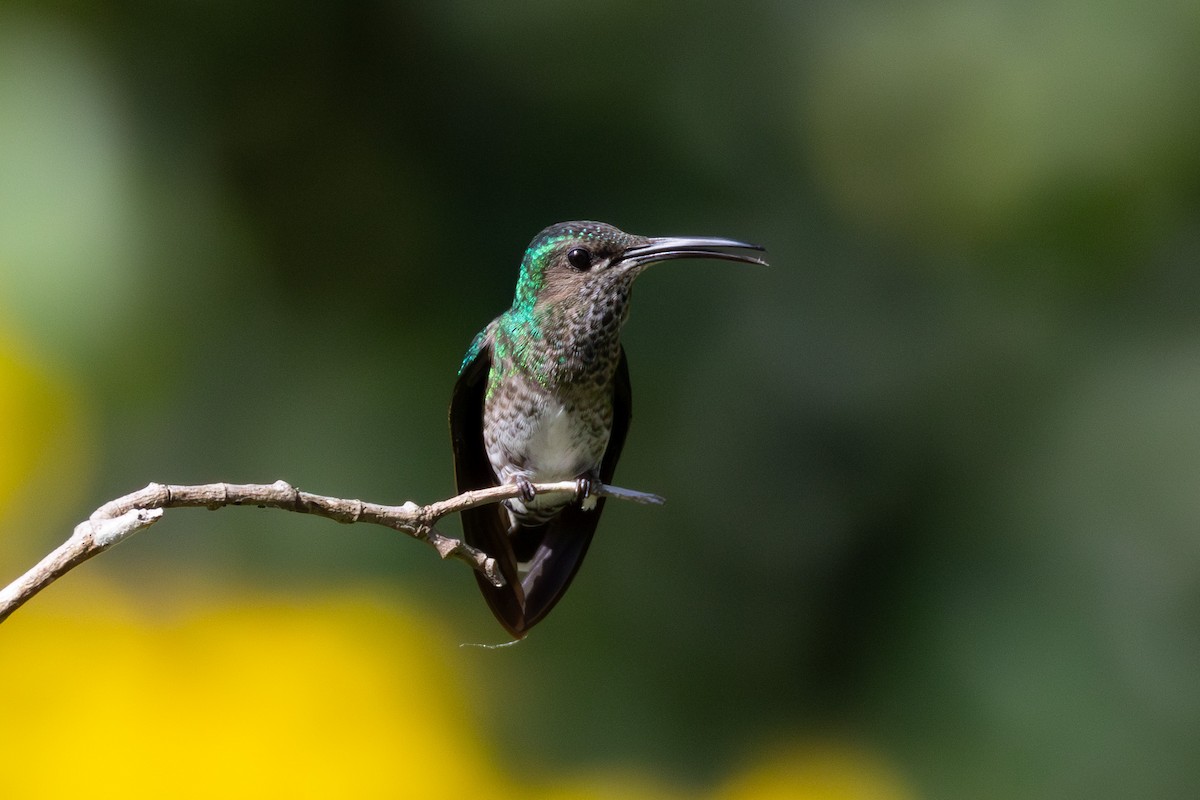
left=2, top=1, right=1200, bottom=797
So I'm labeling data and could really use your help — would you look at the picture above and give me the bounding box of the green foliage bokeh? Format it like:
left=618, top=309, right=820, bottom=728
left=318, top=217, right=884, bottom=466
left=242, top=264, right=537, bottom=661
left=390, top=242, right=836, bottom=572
left=2, top=2, right=1199, bottom=797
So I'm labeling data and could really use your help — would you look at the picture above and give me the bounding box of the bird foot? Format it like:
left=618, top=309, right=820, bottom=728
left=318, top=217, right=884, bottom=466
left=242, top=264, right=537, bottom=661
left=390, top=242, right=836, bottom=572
left=576, top=476, right=598, bottom=512
left=515, top=477, right=537, bottom=503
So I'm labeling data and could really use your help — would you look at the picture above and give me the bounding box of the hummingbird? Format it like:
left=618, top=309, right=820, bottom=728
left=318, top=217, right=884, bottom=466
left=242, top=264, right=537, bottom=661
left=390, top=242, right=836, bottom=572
left=450, top=221, right=767, bottom=638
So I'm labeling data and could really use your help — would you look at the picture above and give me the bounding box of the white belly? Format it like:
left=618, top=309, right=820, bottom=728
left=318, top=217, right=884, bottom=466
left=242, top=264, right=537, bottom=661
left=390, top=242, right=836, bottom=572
left=487, top=393, right=608, bottom=520
left=524, top=399, right=584, bottom=479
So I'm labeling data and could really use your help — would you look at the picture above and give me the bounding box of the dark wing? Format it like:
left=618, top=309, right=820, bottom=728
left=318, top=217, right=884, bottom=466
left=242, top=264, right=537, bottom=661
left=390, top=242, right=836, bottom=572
left=518, top=346, right=633, bottom=632
left=449, top=343, right=527, bottom=637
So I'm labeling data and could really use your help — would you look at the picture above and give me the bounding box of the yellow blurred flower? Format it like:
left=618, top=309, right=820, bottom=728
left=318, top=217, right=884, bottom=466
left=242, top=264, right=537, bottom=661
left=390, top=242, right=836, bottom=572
left=0, top=583, right=913, bottom=800
left=1, top=586, right=509, bottom=799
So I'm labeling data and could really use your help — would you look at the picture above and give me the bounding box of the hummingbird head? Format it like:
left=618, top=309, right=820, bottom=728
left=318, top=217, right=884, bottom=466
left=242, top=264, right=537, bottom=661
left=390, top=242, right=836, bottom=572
left=512, top=220, right=767, bottom=314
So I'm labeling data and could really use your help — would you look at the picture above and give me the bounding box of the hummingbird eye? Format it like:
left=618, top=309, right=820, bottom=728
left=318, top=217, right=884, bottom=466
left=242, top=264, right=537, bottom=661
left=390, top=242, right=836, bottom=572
left=566, top=247, right=593, bottom=271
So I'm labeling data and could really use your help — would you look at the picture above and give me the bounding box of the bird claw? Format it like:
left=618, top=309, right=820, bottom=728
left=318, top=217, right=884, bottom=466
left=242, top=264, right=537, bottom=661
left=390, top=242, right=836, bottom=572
left=576, top=476, right=598, bottom=511
left=575, top=477, right=593, bottom=501
left=516, top=477, right=537, bottom=503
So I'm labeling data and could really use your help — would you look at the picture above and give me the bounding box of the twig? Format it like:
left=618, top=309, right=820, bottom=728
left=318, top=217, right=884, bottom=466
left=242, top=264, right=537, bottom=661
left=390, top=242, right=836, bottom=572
left=0, top=479, right=664, bottom=625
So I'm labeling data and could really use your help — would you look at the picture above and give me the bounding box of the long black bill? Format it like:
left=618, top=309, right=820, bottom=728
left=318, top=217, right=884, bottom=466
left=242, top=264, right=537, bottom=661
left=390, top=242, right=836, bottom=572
left=618, top=236, right=768, bottom=269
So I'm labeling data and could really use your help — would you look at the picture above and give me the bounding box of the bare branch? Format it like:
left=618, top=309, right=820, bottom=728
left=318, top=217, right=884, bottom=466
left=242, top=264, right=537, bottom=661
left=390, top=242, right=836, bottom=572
left=0, top=480, right=664, bottom=625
